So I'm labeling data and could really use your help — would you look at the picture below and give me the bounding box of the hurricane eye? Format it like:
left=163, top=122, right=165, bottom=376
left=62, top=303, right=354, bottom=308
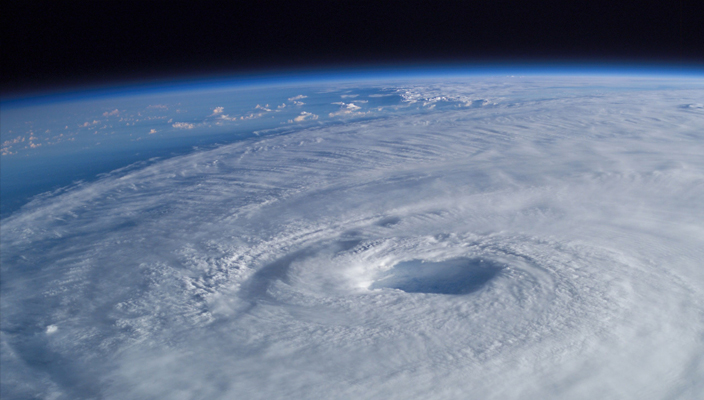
left=370, top=258, right=503, bottom=295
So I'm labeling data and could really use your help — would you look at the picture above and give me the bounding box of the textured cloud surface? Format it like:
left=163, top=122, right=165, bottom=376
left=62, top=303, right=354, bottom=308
left=2, top=77, right=704, bottom=399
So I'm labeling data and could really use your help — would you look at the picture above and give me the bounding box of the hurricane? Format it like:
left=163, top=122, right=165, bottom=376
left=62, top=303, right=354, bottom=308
left=2, top=75, right=703, bottom=399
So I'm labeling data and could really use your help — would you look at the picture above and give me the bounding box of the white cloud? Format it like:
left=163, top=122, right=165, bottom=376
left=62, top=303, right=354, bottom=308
left=172, top=122, right=195, bottom=129
left=149, top=129, right=157, bottom=134
left=328, top=102, right=364, bottom=117
left=288, top=95, right=307, bottom=101
left=291, top=111, right=319, bottom=122
left=211, top=107, right=224, bottom=115
left=103, top=109, right=120, bottom=116
left=241, top=112, right=265, bottom=120
left=79, top=120, right=100, bottom=127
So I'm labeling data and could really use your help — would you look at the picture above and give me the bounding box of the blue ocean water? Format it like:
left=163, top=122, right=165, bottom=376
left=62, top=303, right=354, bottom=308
left=1, top=82, right=406, bottom=217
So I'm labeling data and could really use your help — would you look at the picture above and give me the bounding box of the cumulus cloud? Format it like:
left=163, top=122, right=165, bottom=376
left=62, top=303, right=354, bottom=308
left=172, top=122, right=195, bottom=129
left=287, top=95, right=307, bottom=101
left=102, top=109, right=119, bottom=116
left=290, top=111, right=319, bottom=122
left=149, top=129, right=157, bottom=134
left=255, top=104, right=273, bottom=112
left=240, top=112, right=265, bottom=120
left=211, top=107, right=224, bottom=115
left=329, top=102, right=364, bottom=117
left=79, top=120, right=100, bottom=127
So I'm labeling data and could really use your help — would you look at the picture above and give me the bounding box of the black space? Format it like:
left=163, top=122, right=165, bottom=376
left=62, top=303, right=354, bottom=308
left=2, top=0, right=703, bottom=94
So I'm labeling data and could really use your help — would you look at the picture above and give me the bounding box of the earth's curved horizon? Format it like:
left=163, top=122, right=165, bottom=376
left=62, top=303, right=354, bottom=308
left=2, top=68, right=703, bottom=399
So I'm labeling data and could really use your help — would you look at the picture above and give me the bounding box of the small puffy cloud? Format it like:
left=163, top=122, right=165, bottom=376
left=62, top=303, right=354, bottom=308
left=288, top=95, right=307, bottom=101
left=277, top=103, right=286, bottom=109
left=255, top=104, right=273, bottom=112
left=149, top=129, right=158, bottom=134
left=329, top=102, right=364, bottom=117
left=103, top=109, right=120, bottom=116
left=46, top=325, right=58, bottom=334
left=290, top=111, right=319, bottom=123
left=212, top=107, right=224, bottom=115
left=241, top=112, right=265, bottom=120
left=172, top=122, right=195, bottom=129
left=2, top=136, right=25, bottom=147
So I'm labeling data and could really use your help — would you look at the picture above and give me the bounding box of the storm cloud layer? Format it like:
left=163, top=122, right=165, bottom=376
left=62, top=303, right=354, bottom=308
left=2, top=77, right=704, bottom=399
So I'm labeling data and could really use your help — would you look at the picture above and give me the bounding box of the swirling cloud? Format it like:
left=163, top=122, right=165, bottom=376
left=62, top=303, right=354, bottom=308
left=2, top=78, right=703, bottom=400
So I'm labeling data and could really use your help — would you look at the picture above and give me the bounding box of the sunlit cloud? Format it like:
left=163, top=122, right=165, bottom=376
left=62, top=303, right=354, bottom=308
left=172, top=122, right=195, bottom=129
left=290, top=111, right=319, bottom=122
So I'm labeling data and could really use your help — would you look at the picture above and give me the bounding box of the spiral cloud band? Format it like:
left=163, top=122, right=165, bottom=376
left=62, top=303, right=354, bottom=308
left=2, top=77, right=704, bottom=399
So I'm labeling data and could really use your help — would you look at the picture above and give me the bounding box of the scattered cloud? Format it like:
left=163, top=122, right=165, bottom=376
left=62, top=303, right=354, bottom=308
left=341, top=94, right=358, bottom=98
left=172, top=122, right=195, bottom=129
left=149, top=129, right=158, bottom=134
left=329, top=102, right=364, bottom=117
left=288, top=95, right=307, bottom=101
left=103, top=109, right=120, bottom=117
left=290, top=111, right=319, bottom=123
left=211, top=107, right=224, bottom=115
left=241, top=112, right=265, bottom=120
left=2, top=136, right=25, bottom=147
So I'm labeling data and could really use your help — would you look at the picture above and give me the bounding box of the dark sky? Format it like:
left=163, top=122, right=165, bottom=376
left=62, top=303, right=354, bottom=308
left=3, top=0, right=703, bottom=94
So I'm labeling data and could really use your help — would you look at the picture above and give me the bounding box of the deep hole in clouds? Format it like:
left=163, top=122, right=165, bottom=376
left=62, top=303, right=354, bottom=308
left=369, top=258, right=503, bottom=295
